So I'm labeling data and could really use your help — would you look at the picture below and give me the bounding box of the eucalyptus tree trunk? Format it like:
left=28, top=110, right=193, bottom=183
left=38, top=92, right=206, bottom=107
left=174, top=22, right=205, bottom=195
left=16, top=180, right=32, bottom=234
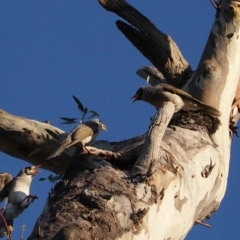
left=0, top=0, right=239, bottom=239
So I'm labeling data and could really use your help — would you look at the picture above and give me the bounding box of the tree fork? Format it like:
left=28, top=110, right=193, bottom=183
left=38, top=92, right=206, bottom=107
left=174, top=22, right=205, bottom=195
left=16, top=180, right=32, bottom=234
left=1, top=0, right=240, bottom=239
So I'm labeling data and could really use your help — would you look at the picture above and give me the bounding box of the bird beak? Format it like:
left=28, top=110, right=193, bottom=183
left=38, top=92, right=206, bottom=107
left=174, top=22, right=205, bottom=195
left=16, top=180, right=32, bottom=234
left=32, top=165, right=41, bottom=176
left=131, top=94, right=138, bottom=103
left=102, top=124, right=107, bottom=131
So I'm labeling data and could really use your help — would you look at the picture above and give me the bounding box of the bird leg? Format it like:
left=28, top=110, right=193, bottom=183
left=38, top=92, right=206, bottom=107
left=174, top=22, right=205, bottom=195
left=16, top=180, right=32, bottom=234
left=0, top=209, right=12, bottom=240
left=18, top=195, right=38, bottom=207
left=83, top=146, right=91, bottom=154
left=75, top=145, right=90, bottom=155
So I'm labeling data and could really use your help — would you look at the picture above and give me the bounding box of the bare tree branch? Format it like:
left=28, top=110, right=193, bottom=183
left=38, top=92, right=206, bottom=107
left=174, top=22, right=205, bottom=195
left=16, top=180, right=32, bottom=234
left=1, top=1, right=240, bottom=239
left=98, top=0, right=192, bottom=87
left=136, top=66, right=167, bottom=86
left=132, top=102, right=175, bottom=176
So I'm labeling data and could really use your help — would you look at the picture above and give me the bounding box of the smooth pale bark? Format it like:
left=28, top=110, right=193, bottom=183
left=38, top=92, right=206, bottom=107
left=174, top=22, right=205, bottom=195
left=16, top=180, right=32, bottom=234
left=0, top=0, right=239, bottom=239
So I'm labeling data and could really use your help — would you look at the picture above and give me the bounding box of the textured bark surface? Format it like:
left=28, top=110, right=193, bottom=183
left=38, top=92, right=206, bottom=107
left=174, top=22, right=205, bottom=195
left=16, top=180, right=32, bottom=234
left=0, top=108, right=222, bottom=240
left=0, top=109, right=70, bottom=174
left=0, top=0, right=239, bottom=239
left=26, top=109, right=220, bottom=240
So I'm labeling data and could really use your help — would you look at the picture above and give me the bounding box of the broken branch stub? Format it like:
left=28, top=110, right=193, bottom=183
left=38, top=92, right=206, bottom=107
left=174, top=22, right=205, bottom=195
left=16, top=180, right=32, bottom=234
left=131, top=102, right=175, bottom=177
left=98, top=0, right=192, bottom=86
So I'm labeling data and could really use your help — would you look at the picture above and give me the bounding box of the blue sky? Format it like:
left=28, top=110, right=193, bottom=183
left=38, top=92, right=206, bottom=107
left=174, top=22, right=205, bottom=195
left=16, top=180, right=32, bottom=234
left=0, top=1, right=239, bottom=239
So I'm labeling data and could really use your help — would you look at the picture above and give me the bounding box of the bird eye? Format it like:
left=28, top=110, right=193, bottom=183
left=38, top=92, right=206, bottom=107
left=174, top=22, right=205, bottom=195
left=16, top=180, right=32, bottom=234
left=24, top=167, right=31, bottom=174
left=137, top=89, right=141, bottom=95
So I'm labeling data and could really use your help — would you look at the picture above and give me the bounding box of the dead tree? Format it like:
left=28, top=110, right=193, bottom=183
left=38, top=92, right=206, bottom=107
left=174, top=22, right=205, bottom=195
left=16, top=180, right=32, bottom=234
left=0, top=0, right=240, bottom=239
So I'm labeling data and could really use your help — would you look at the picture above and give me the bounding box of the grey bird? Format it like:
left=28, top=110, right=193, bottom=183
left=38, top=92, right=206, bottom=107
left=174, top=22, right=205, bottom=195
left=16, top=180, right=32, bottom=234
left=0, top=166, right=40, bottom=238
left=131, top=84, right=221, bottom=116
left=47, top=118, right=107, bottom=159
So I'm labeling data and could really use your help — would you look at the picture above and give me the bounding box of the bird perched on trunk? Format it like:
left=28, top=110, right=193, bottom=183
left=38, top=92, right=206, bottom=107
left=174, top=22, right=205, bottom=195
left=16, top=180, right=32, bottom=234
left=0, top=165, right=40, bottom=239
left=47, top=118, right=107, bottom=159
left=131, top=84, right=221, bottom=116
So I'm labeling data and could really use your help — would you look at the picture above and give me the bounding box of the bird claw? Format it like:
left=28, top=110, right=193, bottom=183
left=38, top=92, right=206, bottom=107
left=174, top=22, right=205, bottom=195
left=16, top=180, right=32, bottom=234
left=19, top=194, right=38, bottom=206
left=27, top=195, right=38, bottom=204
left=26, top=195, right=38, bottom=205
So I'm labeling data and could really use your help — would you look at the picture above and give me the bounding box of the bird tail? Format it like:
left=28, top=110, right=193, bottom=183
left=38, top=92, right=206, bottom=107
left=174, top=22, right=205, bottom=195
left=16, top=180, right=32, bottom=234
left=47, top=143, right=68, bottom=160
left=201, top=103, right=221, bottom=117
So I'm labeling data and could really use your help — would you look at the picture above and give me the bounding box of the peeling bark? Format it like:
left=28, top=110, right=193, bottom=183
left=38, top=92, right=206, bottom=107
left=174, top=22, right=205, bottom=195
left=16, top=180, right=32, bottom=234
left=0, top=0, right=240, bottom=239
left=136, top=66, right=167, bottom=86
left=27, top=109, right=221, bottom=240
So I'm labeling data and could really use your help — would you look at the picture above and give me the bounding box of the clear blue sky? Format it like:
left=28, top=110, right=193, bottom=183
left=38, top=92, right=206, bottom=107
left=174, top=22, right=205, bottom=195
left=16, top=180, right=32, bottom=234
left=0, top=1, right=239, bottom=239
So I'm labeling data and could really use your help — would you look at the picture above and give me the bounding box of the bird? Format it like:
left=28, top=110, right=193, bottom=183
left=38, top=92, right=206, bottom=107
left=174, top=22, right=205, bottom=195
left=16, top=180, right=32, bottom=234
left=47, top=118, right=107, bottom=159
left=131, top=84, right=221, bottom=116
left=5, top=165, right=40, bottom=208
left=0, top=173, right=12, bottom=202
left=0, top=165, right=40, bottom=239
